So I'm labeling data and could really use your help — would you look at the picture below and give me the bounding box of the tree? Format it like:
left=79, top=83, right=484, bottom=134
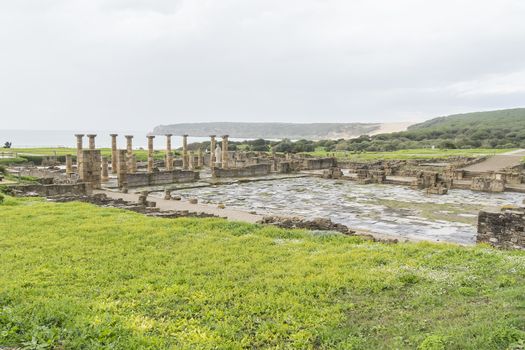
left=3, top=141, right=11, bottom=148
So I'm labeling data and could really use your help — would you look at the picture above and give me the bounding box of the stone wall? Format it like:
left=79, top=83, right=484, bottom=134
left=78, top=149, right=102, bottom=189
left=17, top=167, right=77, bottom=183
left=213, top=163, right=272, bottom=178
left=124, top=170, right=200, bottom=187
left=9, top=183, right=92, bottom=197
left=302, top=157, right=336, bottom=170
left=477, top=208, right=525, bottom=249
left=411, top=171, right=452, bottom=195
left=322, top=167, right=343, bottom=179
left=470, top=176, right=505, bottom=192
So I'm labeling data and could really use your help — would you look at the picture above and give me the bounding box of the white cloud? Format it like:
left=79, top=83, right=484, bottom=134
left=0, top=0, right=524, bottom=130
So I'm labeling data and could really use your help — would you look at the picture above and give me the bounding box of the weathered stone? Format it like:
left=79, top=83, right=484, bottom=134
left=322, top=167, right=343, bottom=179
left=101, top=157, right=109, bottom=182
left=110, top=134, right=118, bottom=174
left=471, top=176, right=505, bottom=192
left=477, top=208, right=525, bottom=249
left=78, top=149, right=102, bottom=189
left=209, top=135, right=216, bottom=167
left=411, top=171, right=451, bottom=195
left=65, top=154, right=73, bottom=176
left=87, top=134, right=96, bottom=150
left=116, top=149, right=128, bottom=190
left=189, top=198, right=198, bottom=204
left=147, top=135, right=155, bottom=173
left=221, top=135, right=229, bottom=169
left=182, top=134, right=189, bottom=170
left=213, top=164, right=271, bottom=178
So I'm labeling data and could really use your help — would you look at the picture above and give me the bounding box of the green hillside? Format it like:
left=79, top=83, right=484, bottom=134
left=318, top=108, right=525, bottom=152
left=409, top=108, right=525, bottom=131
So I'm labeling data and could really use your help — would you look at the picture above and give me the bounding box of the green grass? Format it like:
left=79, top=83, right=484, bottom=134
left=307, top=148, right=516, bottom=160
left=0, top=157, right=28, bottom=165
left=1, top=198, right=524, bottom=349
left=9, top=148, right=177, bottom=161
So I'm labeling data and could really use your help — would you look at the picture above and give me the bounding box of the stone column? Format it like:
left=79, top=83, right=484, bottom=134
left=75, top=134, right=84, bottom=165
left=165, top=134, right=173, bottom=171
left=147, top=135, right=155, bottom=173
left=198, top=147, right=203, bottom=168
left=221, top=135, right=229, bottom=169
left=182, top=134, right=188, bottom=170
left=117, top=149, right=128, bottom=192
left=110, top=134, right=118, bottom=174
left=209, top=135, right=216, bottom=167
left=87, top=134, right=97, bottom=150
left=130, top=154, right=137, bottom=173
left=101, top=157, right=109, bottom=182
left=125, top=135, right=134, bottom=172
left=65, top=154, right=73, bottom=175
left=125, top=135, right=133, bottom=155
left=188, top=151, right=194, bottom=170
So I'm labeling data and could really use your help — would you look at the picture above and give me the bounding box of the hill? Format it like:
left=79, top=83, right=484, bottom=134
left=320, top=108, right=525, bottom=152
left=409, top=108, right=525, bottom=133
left=152, top=122, right=410, bottom=140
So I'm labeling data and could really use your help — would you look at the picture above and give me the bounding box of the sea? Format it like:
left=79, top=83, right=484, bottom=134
left=0, top=130, right=247, bottom=149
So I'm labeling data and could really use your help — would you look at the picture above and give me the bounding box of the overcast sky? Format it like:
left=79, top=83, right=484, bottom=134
left=1, top=0, right=525, bottom=131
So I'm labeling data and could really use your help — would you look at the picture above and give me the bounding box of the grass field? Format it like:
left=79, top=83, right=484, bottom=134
left=1, top=197, right=524, bottom=349
left=1, top=147, right=518, bottom=163
left=307, top=148, right=517, bottom=160
left=5, top=148, right=177, bottom=162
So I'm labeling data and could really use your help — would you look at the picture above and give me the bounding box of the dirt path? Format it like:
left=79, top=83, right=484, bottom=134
left=502, top=149, right=525, bottom=156
left=460, top=151, right=523, bottom=172
left=95, top=189, right=264, bottom=223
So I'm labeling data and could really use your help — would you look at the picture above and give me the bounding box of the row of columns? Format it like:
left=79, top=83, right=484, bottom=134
left=70, top=133, right=231, bottom=175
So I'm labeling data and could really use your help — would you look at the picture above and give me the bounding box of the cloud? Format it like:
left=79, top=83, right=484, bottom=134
left=0, top=0, right=524, bottom=130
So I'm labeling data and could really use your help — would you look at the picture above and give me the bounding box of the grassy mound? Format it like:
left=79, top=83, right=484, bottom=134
left=0, top=198, right=524, bottom=349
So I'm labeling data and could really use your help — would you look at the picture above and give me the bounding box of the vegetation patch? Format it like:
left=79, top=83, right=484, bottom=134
left=1, top=198, right=524, bottom=349
left=306, top=148, right=514, bottom=160
left=10, top=148, right=173, bottom=162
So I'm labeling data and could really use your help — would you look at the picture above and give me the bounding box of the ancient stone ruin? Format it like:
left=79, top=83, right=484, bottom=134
left=411, top=171, right=452, bottom=195
left=477, top=206, right=525, bottom=250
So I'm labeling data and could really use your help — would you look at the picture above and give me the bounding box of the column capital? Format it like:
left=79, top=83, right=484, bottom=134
left=125, top=135, right=134, bottom=139
left=86, top=134, right=97, bottom=138
left=147, top=135, right=155, bottom=139
left=110, top=133, right=118, bottom=137
left=221, top=134, right=229, bottom=138
left=209, top=134, right=216, bottom=138
left=74, top=134, right=84, bottom=138
left=165, top=134, right=172, bottom=137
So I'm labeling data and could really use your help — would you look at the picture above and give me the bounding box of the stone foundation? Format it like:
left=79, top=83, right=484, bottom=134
left=477, top=208, right=525, bottom=249
left=124, top=170, right=200, bottom=187
left=302, top=157, right=336, bottom=170
left=213, top=163, right=272, bottom=178
left=411, top=171, right=452, bottom=195
left=470, top=176, right=505, bottom=192
left=8, top=183, right=92, bottom=197
left=322, top=167, right=343, bottom=179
